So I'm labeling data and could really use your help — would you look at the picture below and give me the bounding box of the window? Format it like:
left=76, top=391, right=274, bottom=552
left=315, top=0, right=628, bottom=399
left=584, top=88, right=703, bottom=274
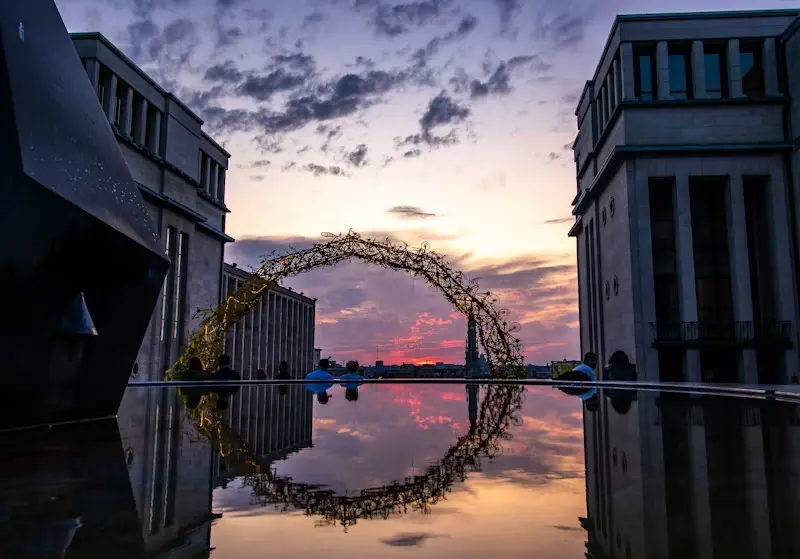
left=131, top=93, right=144, bottom=142
left=634, top=45, right=658, bottom=100
left=602, top=207, right=607, bottom=225
left=668, top=44, right=692, bottom=99
left=609, top=197, right=616, bottom=216
left=704, top=42, right=729, bottom=98
left=113, top=85, right=125, bottom=127
left=741, top=41, right=765, bottom=98
left=172, top=233, right=189, bottom=343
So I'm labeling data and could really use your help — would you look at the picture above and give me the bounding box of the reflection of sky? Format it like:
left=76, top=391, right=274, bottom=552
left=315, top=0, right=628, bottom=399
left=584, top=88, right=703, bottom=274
left=211, top=385, right=587, bottom=557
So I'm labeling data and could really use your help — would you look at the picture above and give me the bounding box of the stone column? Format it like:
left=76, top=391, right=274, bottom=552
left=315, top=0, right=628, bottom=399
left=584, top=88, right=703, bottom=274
left=210, top=161, right=219, bottom=199
left=726, top=173, right=757, bottom=383
left=674, top=174, right=702, bottom=382
left=122, top=87, right=134, bottom=137
left=136, top=98, right=148, bottom=145
left=728, top=39, right=745, bottom=98
left=217, top=167, right=226, bottom=203
left=656, top=41, right=670, bottom=100
left=763, top=38, right=780, bottom=97
left=103, top=73, right=118, bottom=122
left=620, top=43, right=636, bottom=100
left=148, top=110, right=161, bottom=155
left=84, top=59, right=100, bottom=93
left=691, top=41, right=707, bottom=99
left=765, top=165, right=800, bottom=381
left=613, top=57, right=622, bottom=106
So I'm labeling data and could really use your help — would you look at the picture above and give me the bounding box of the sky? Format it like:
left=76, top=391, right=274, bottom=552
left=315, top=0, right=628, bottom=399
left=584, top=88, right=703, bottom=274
left=56, top=0, right=798, bottom=366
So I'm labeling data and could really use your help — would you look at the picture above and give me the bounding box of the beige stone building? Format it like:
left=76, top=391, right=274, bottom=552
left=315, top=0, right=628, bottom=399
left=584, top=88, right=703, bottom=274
left=570, top=9, right=800, bottom=384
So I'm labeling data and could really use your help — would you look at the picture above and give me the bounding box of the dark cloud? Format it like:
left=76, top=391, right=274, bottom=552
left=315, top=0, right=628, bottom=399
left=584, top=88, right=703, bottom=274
left=465, top=55, right=552, bottom=99
left=250, top=175, right=265, bottom=181
left=216, top=25, right=243, bottom=48
left=548, top=152, right=561, bottom=161
left=494, top=0, right=521, bottom=36
left=204, top=60, right=243, bottom=84
left=387, top=205, right=437, bottom=220
left=356, top=0, right=454, bottom=37
left=303, top=163, right=349, bottom=177
left=551, top=525, right=583, bottom=532
left=237, top=68, right=310, bottom=101
left=410, top=14, right=478, bottom=68
left=302, top=12, right=325, bottom=29
left=297, top=145, right=312, bottom=155
left=123, top=17, right=198, bottom=78
left=346, top=144, right=369, bottom=167
left=420, top=91, right=469, bottom=132
left=403, top=149, right=422, bottom=158
left=251, top=159, right=272, bottom=168
left=535, top=13, right=586, bottom=48
left=543, top=216, right=574, bottom=224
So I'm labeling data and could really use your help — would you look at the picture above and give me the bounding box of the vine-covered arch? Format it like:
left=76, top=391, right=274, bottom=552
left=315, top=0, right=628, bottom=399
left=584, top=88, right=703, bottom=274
left=169, top=230, right=526, bottom=378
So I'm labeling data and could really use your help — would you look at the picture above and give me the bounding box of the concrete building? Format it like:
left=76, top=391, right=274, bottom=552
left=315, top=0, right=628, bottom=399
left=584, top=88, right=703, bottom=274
left=570, top=10, right=800, bottom=384
left=221, top=263, right=317, bottom=379
left=71, top=32, right=235, bottom=382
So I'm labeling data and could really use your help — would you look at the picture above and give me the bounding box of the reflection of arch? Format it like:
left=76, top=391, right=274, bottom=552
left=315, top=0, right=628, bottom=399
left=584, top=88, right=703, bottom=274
left=215, top=384, right=525, bottom=530
left=168, top=230, right=525, bottom=378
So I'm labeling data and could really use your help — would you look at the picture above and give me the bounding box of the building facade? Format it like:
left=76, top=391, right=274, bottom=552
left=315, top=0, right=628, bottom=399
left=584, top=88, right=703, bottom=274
left=570, top=10, right=800, bottom=384
left=221, top=263, right=317, bottom=378
left=71, top=32, right=235, bottom=382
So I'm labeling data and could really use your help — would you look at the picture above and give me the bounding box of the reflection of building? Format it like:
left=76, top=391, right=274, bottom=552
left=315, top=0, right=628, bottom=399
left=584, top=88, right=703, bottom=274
left=314, top=348, right=322, bottom=365
left=569, top=10, right=800, bottom=383
left=582, top=391, right=800, bottom=558
left=221, top=263, right=316, bottom=378
left=117, top=388, right=215, bottom=556
left=70, top=33, right=234, bottom=382
left=216, top=385, right=313, bottom=479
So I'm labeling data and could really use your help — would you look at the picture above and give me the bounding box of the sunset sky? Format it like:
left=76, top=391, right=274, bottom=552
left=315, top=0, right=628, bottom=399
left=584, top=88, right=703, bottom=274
left=56, top=0, right=792, bottom=365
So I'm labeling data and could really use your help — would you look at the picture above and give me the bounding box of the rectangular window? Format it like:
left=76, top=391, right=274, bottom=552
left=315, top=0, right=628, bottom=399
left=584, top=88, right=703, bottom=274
left=159, top=227, right=176, bottom=344
left=172, top=233, right=189, bottom=344
left=703, top=43, right=729, bottom=98
left=131, top=93, right=143, bottom=142
left=741, top=41, right=765, bottom=99
left=634, top=45, right=658, bottom=100
left=200, top=152, right=209, bottom=189
left=97, top=68, right=106, bottom=104
left=113, top=85, right=124, bottom=127
left=668, top=44, right=692, bottom=100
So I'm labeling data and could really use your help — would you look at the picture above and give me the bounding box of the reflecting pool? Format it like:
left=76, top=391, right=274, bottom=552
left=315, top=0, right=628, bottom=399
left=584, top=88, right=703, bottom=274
left=2, top=383, right=800, bottom=558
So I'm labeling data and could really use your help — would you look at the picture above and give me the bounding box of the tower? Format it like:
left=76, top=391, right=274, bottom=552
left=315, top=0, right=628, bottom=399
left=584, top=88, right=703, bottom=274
left=465, top=315, right=479, bottom=377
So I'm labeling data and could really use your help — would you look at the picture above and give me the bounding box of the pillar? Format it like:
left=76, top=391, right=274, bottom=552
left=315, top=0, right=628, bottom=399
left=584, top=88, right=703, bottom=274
left=210, top=161, right=219, bottom=200
left=763, top=38, right=780, bottom=97
left=620, top=43, right=636, bottom=101
left=136, top=98, right=148, bottom=145
left=656, top=41, right=670, bottom=100
left=742, top=406, right=773, bottom=557
left=613, top=57, right=623, bottom=106
left=148, top=110, right=161, bottom=155
left=84, top=59, right=100, bottom=92
left=691, top=41, right=707, bottom=99
left=726, top=173, right=757, bottom=383
left=728, top=39, right=745, bottom=98
left=103, top=73, right=118, bottom=122
left=122, top=87, right=134, bottom=137
left=674, top=174, right=702, bottom=382
left=765, top=165, right=800, bottom=381
left=203, top=156, right=212, bottom=194
left=687, top=401, right=713, bottom=558
left=605, top=76, right=613, bottom=120
left=217, top=167, right=226, bottom=204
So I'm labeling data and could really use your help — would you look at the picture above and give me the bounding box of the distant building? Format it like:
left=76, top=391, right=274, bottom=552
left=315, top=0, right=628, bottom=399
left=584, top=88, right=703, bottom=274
left=313, top=348, right=322, bottom=366
left=221, top=263, right=316, bottom=379
left=71, top=33, right=234, bottom=382
left=570, top=10, right=800, bottom=383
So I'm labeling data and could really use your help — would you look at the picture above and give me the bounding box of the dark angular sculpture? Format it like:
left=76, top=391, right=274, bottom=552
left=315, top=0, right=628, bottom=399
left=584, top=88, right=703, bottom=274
left=0, top=0, right=169, bottom=428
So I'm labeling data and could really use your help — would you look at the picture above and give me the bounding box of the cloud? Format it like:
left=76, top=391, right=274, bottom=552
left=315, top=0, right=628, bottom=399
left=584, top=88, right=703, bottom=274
left=548, top=152, right=561, bottom=161
left=302, top=12, right=325, bottom=29
left=543, top=216, right=574, bottom=225
left=493, top=0, right=521, bottom=36
left=346, top=144, right=369, bottom=167
left=204, top=60, right=243, bottom=84
left=534, top=12, right=586, bottom=48
left=387, top=205, right=437, bottom=220
left=380, top=532, right=446, bottom=547
left=410, top=14, right=478, bottom=68
left=455, top=55, right=552, bottom=99
left=302, top=163, right=349, bottom=177
left=225, top=233, right=578, bottom=365
left=396, top=91, right=469, bottom=150
left=355, top=0, right=454, bottom=37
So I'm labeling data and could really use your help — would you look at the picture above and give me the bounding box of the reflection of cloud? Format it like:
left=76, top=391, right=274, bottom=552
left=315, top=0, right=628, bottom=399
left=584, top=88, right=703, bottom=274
left=380, top=532, right=448, bottom=547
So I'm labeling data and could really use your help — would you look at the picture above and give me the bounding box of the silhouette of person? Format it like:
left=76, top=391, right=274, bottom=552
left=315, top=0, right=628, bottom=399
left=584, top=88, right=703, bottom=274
left=180, top=356, right=211, bottom=410
left=256, top=368, right=267, bottom=380
left=211, top=354, right=241, bottom=410
left=341, top=360, right=363, bottom=402
left=277, top=361, right=291, bottom=380
left=345, top=388, right=359, bottom=402
left=306, top=359, right=334, bottom=402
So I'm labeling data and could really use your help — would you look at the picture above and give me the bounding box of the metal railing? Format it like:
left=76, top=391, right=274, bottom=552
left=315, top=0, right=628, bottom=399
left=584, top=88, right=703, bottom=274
left=650, top=321, right=793, bottom=346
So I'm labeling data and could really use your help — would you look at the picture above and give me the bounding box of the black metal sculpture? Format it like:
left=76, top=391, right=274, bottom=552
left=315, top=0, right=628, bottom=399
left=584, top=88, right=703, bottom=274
left=0, top=0, right=169, bottom=428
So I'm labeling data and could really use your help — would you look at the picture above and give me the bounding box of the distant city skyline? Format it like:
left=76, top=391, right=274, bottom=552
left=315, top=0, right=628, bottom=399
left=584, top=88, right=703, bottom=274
left=56, top=0, right=791, bottom=365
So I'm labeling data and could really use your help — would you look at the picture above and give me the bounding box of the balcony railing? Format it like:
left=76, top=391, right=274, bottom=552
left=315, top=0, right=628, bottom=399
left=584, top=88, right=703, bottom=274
left=650, top=321, right=793, bottom=348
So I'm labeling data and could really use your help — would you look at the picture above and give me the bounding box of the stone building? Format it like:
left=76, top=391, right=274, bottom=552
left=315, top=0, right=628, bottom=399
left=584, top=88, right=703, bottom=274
left=570, top=9, right=800, bottom=384
left=221, top=263, right=317, bottom=379
left=70, top=32, right=234, bottom=381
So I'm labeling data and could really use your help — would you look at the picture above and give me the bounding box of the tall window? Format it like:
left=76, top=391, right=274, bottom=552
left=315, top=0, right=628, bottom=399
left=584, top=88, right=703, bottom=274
left=741, top=40, right=765, bottom=98
left=172, top=233, right=189, bottom=344
left=649, top=179, right=680, bottom=335
left=159, top=227, right=176, bottom=345
left=703, top=42, right=729, bottom=98
left=668, top=44, right=692, bottom=100
left=633, top=45, right=658, bottom=100
left=131, top=92, right=144, bottom=142
left=113, top=84, right=125, bottom=127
